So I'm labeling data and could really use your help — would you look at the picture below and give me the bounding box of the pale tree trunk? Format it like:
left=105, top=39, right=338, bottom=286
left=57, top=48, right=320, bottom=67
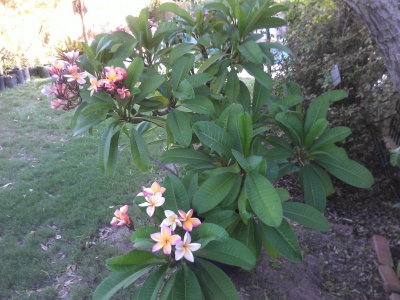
left=79, top=0, right=89, bottom=44
left=343, top=0, right=400, bottom=94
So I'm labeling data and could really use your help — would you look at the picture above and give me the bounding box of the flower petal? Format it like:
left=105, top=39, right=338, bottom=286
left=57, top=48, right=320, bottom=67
left=152, top=242, right=165, bottom=252
left=150, top=232, right=163, bottom=242
left=183, top=232, right=190, bottom=245
left=178, top=210, right=187, bottom=219
left=160, top=187, right=166, bottom=194
left=153, top=196, right=165, bottom=207
left=187, top=243, right=201, bottom=252
left=190, top=218, right=201, bottom=228
left=186, top=209, right=194, bottom=219
left=146, top=205, right=155, bottom=217
left=164, top=210, right=175, bottom=217
left=138, top=201, right=150, bottom=207
left=168, top=234, right=182, bottom=246
left=183, top=248, right=195, bottom=262
left=120, top=205, right=128, bottom=213
left=163, top=242, right=171, bottom=255
left=151, top=182, right=161, bottom=193
left=110, top=217, right=118, bottom=226
left=161, top=225, right=171, bottom=239
left=175, top=248, right=185, bottom=261
left=182, top=220, right=193, bottom=232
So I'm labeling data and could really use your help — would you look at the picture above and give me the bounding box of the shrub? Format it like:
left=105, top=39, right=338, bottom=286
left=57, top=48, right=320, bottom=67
left=40, top=0, right=373, bottom=298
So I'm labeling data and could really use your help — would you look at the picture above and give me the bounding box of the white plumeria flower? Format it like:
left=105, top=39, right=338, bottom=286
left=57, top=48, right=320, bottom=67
left=137, top=181, right=166, bottom=197
left=138, top=191, right=165, bottom=217
left=175, top=232, right=201, bottom=263
left=161, top=210, right=182, bottom=231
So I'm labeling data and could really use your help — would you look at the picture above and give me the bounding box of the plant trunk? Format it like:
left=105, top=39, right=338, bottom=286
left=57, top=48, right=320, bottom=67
left=342, top=0, right=400, bottom=94
left=80, top=13, right=89, bottom=44
left=0, top=59, right=3, bottom=76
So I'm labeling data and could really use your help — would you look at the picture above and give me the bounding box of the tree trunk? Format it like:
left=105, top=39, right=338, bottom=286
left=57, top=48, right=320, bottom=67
left=342, top=0, right=400, bottom=94
left=79, top=0, right=89, bottom=44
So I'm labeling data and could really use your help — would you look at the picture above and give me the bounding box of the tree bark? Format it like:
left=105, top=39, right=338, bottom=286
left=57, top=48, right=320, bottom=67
left=342, top=0, right=400, bottom=93
left=79, top=0, right=89, bottom=44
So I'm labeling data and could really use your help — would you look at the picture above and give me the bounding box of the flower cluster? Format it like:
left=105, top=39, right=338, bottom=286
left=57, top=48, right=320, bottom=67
left=110, top=181, right=202, bottom=262
left=41, top=51, right=86, bottom=110
left=90, top=66, right=130, bottom=99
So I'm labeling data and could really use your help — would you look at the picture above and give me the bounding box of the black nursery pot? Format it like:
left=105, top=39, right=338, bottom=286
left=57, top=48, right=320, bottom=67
left=10, top=69, right=25, bottom=84
left=37, top=66, right=50, bottom=78
left=23, top=67, right=30, bottom=82
left=0, top=75, right=5, bottom=91
left=5, top=74, right=17, bottom=89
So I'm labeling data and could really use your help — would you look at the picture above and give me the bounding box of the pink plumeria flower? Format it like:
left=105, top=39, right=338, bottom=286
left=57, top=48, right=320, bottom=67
left=104, top=66, right=124, bottom=82
left=67, top=65, right=78, bottom=75
left=110, top=205, right=131, bottom=226
left=41, top=85, right=55, bottom=98
left=161, top=210, right=182, bottom=231
left=51, top=100, right=63, bottom=110
left=65, top=50, right=80, bottom=64
left=178, top=209, right=201, bottom=232
left=175, top=232, right=201, bottom=262
left=88, top=77, right=101, bottom=96
left=117, top=86, right=130, bottom=99
left=137, top=181, right=166, bottom=197
left=138, top=191, right=165, bottom=217
left=65, top=72, right=87, bottom=84
left=150, top=225, right=181, bottom=255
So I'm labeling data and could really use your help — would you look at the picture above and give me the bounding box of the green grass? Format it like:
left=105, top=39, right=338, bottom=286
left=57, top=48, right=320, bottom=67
left=0, top=79, right=167, bottom=298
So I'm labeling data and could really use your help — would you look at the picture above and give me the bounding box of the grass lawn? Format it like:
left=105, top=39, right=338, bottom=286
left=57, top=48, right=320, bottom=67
left=0, top=79, right=167, bottom=299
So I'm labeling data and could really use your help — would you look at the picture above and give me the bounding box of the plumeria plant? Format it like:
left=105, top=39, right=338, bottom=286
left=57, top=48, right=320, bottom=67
left=42, top=0, right=374, bottom=298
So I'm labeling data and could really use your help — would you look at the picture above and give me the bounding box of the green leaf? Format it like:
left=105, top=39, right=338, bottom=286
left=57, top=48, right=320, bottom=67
left=283, top=81, right=301, bottom=96
left=204, top=210, right=239, bottom=229
left=226, top=68, right=240, bottom=103
left=73, top=111, right=102, bottom=136
left=131, top=226, right=160, bottom=248
left=190, top=223, right=229, bottom=248
left=182, top=172, right=198, bottom=205
left=304, top=98, right=329, bottom=135
left=238, top=81, right=251, bottom=113
left=310, top=127, right=351, bottom=150
left=194, top=258, right=240, bottom=300
left=171, top=264, right=201, bottom=300
left=252, top=81, right=271, bottom=116
left=315, top=156, right=373, bottom=188
left=275, top=112, right=304, bottom=146
left=96, top=34, right=120, bottom=56
left=261, top=231, right=280, bottom=259
left=130, top=128, right=150, bottom=172
left=93, top=266, right=152, bottom=300
left=134, top=264, right=169, bottom=300
left=276, top=95, right=303, bottom=107
left=265, top=158, right=279, bottom=183
left=305, top=118, right=328, bottom=149
left=81, top=41, right=95, bottom=58
left=81, top=102, right=115, bottom=116
left=245, top=172, right=283, bottom=227
left=252, top=16, right=287, bottom=30
left=134, top=75, right=166, bottom=103
left=265, top=136, right=292, bottom=151
left=112, top=40, right=137, bottom=60
left=300, top=165, right=326, bottom=212
left=316, top=90, right=348, bottom=104
left=172, top=54, right=195, bottom=91
left=195, top=238, right=256, bottom=270
left=309, top=164, right=333, bottom=197
left=158, top=2, right=195, bottom=26
left=226, top=104, right=245, bottom=153
left=237, top=218, right=256, bottom=258
left=238, top=187, right=254, bottom=224
left=238, top=41, right=263, bottom=64
left=158, top=272, right=177, bottom=300
left=170, top=44, right=196, bottom=65
left=106, top=250, right=166, bottom=272
left=241, top=63, right=272, bottom=89
left=166, top=109, right=192, bottom=147
left=192, top=121, right=235, bottom=159
left=241, top=112, right=253, bottom=156
left=260, top=219, right=302, bottom=262
left=173, top=79, right=195, bottom=99
left=75, top=56, right=96, bottom=75
left=106, top=131, right=120, bottom=177
left=282, top=202, right=330, bottom=231
left=391, top=147, right=400, bottom=166
left=192, top=172, right=236, bottom=214
left=259, top=42, right=293, bottom=56
left=188, top=262, right=216, bottom=300
left=125, top=57, right=144, bottom=93
left=186, top=73, right=214, bottom=88
left=163, top=175, right=190, bottom=212
left=197, top=53, right=227, bottom=73
left=276, top=188, right=290, bottom=202
left=265, top=147, right=294, bottom=162
left=98, top=122, right=117, bottom=171
left=162, top=148, right=214, bottom=165
left=181, top=96, right=214, bottom=114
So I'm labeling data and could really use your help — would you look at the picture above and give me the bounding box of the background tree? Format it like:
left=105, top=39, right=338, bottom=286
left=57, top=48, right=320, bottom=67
left=72, top=0, right=88, bottom=44
left=343, top=0, right=400, bottom=94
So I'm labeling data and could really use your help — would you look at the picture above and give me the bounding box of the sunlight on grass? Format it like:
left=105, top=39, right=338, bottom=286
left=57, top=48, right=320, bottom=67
left=0, top=79, right=167, bottom=298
